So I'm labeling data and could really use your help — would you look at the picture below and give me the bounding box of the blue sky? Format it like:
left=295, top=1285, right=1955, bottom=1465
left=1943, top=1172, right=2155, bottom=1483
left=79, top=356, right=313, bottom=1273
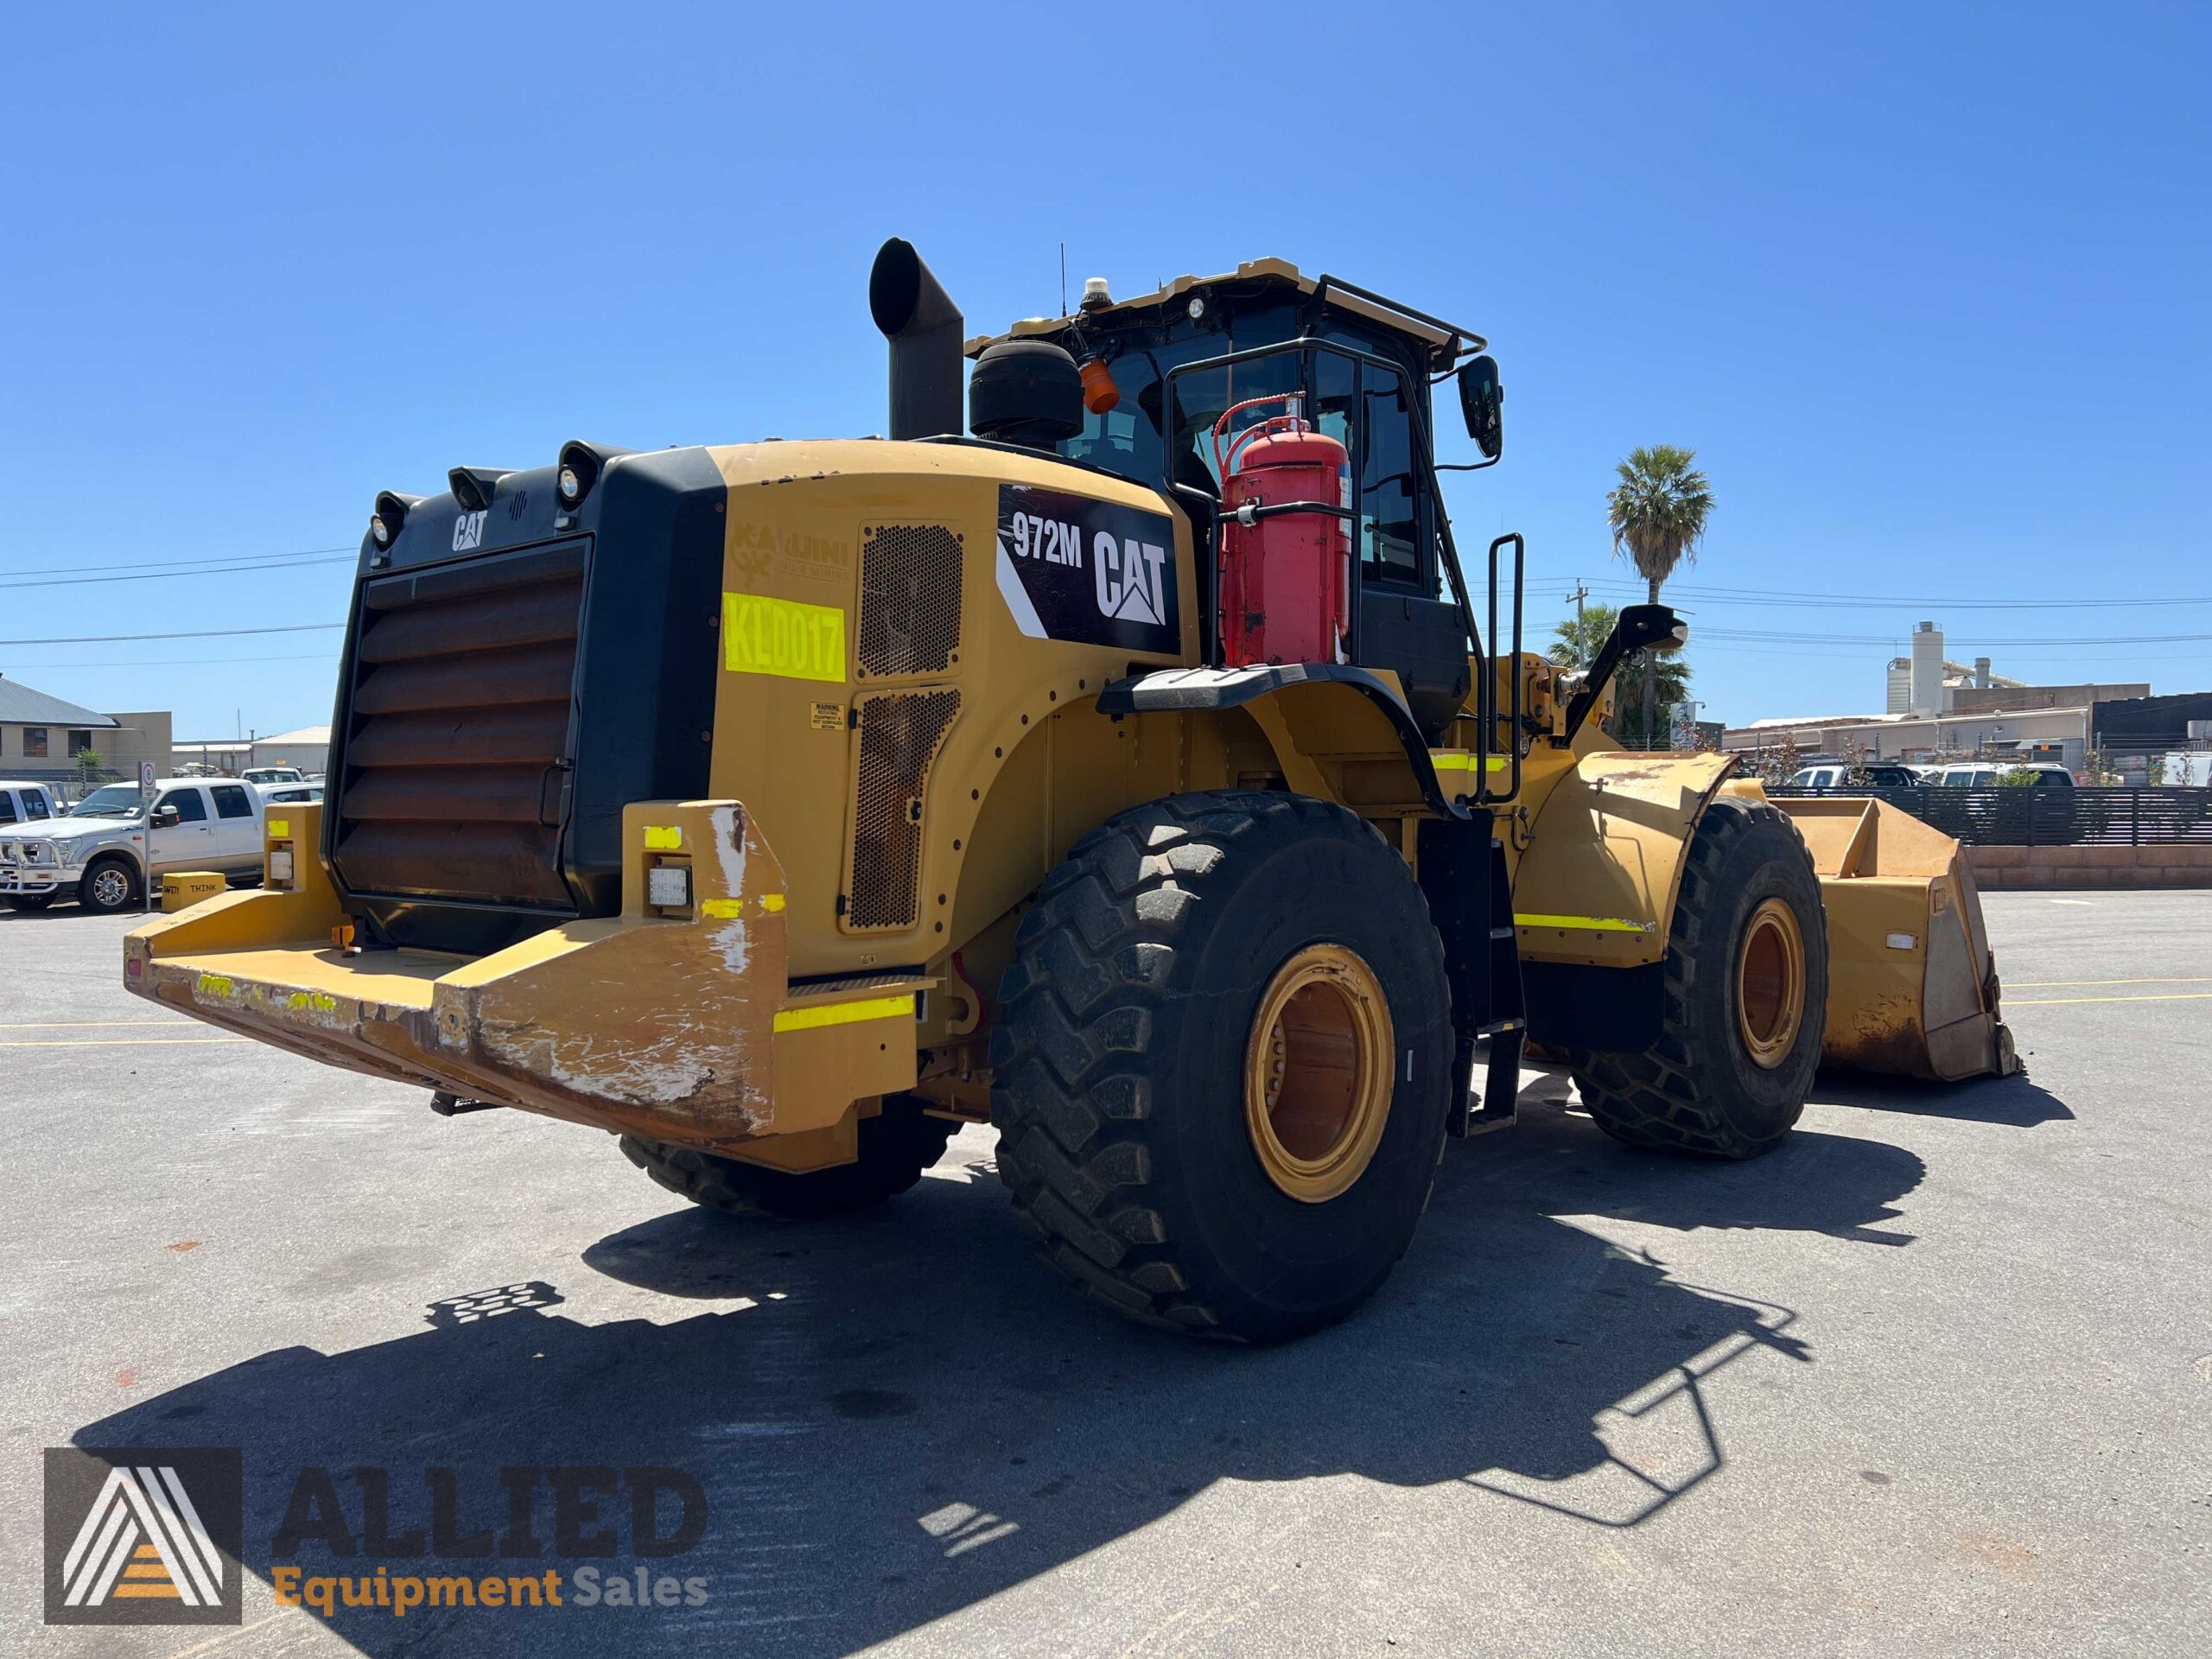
left=2, top=2, right=2205, bottom=740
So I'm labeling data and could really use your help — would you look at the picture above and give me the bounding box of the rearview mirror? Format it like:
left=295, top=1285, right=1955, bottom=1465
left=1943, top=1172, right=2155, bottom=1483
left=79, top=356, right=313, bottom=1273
left=1458, top=355, right=1503, bottom=459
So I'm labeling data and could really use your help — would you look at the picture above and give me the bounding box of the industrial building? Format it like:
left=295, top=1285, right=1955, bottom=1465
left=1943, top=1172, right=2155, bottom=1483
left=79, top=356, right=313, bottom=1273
left=174, top=725, right=330, bottom=777
left=1723, top=620, right=2183, bottom=774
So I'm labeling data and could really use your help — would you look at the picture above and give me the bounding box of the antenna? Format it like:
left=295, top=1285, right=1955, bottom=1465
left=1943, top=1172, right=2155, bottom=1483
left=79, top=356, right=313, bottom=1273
left=1059, top=243, right=1067, bottom=317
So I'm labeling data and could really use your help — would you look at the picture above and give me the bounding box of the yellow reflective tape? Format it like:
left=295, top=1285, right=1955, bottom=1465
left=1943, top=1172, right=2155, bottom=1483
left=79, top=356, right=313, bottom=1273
left=195, top=972, right=236, bottom=997
left=700, top=898, right=743, bottom=919
left=267, top=818, right=289, bottom=839
left=1513, top=912, right=1654, bottom=934
left=1428, top=753, right=1511, bottom=773
left=723, top=592, right=847, bottom=683
left=642, top=825, right=683, bottom=850
left=285, top=991, right=338, bottom=1013
left=772, top=994, right=914, bottom=1033
left=760, top=893, right=786, bottom=912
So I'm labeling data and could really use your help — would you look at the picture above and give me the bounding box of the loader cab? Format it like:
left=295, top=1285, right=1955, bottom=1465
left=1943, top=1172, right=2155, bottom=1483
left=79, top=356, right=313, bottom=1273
left=982, top=264, right=1491, bottom=735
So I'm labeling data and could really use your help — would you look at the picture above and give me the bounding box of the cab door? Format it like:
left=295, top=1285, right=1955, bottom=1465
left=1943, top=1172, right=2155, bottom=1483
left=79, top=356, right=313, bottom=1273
left=149, top=786, right=213, bottom=874
left=1313, top=352, right=1470, bottom=736
left=206, top=783, right=262, bottom=870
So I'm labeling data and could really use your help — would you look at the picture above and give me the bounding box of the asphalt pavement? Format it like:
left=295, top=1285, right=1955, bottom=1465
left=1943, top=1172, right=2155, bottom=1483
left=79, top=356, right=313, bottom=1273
left=1, top=889, right=2206, bottom=1656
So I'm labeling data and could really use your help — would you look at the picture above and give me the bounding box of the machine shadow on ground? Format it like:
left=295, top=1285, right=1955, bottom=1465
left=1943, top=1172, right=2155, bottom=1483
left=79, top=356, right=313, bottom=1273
left=79, top=1105, right=1942, bottom=1656
left=1816, top=1066, right=2074, bottom=1129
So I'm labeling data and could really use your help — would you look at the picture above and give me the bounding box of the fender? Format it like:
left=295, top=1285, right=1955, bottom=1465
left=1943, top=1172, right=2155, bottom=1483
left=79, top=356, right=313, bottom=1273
left=1097, top=664, right=1468, bottom=820
left=1512, top=751, right=1738, bottom=969
left=1510, top=749, right=1738, bottom=1054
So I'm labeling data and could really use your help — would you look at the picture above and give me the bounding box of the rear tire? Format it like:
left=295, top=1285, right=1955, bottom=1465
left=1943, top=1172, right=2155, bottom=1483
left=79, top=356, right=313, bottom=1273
left=78, top=857, right=139, bottom=915
left=620, top=1095, right=955, bottom=1219
left=990, top=791, right=1454, bottom=1343
left=1569, top=796, right=1827, bottom=1160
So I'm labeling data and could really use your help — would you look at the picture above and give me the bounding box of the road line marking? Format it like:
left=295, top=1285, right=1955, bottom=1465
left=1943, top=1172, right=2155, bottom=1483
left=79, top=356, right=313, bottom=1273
left=2010, top=978, right=2211, bottom=988
left=0, top=1037, right=252, bottom=1048
left=0, top=1020, right=194, bottom=1029
left=2008, top=992, right=2212, bottom=1007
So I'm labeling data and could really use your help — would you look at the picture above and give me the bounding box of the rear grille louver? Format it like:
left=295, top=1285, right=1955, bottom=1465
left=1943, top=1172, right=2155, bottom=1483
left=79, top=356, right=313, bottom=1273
left=334, top=541, right=586, bottom=908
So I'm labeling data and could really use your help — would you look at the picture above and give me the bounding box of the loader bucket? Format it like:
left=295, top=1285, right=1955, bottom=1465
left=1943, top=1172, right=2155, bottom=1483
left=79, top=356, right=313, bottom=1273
left=1741, top=786, right=2018, bottom=1081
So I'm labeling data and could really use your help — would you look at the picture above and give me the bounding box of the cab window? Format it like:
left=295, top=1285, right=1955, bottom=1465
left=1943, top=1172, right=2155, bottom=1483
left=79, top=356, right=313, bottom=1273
left=211, top=785, right=254, bottom=819
left=156, top=789, right=208, bottom=823
left=0, top=793, right=15, bottom=825
left=24, top=792, right=49, bottom=820
left=1358, top=367, right=1421, bottom=584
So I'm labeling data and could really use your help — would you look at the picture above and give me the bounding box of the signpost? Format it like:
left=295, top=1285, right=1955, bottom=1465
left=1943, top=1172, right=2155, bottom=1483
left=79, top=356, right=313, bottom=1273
left=138, top=761, right=156, bottom=916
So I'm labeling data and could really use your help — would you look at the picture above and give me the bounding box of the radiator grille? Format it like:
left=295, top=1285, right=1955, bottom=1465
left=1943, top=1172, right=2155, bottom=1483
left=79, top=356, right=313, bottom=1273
left=846, top=689, right=961, bottom=931
left=334, top=541, right=585, bottom=908
left=857, top=524, right=962, bottom=678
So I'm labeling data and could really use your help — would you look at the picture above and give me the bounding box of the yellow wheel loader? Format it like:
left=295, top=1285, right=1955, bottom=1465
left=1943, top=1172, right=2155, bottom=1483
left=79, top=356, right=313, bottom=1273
left=124, top=240, right=2013, bottom=1342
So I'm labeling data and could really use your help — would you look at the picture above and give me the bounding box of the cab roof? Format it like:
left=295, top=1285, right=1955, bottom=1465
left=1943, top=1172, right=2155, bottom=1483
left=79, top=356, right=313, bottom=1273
left=966, top=257, right=1485, bottom=373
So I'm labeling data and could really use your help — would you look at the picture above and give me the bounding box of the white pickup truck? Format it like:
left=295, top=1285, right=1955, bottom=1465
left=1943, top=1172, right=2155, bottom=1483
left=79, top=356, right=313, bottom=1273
left=0, top=778, right=266, bottom=913
left=0, top=780, right=66, bottom=833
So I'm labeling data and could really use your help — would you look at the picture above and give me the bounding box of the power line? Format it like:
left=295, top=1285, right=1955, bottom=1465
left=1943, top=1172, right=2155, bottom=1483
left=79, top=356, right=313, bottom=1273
left=1694, top=626, right=2212, bottom=646
left=0, top=556, right=354, bottom=591
left=0, top=545, right=356, bottom=579
left=0, top=623, right=344, bottom=646
left=1522, top=576, right=2212, bottom=611
left=0, top=652, right=337, bottom=671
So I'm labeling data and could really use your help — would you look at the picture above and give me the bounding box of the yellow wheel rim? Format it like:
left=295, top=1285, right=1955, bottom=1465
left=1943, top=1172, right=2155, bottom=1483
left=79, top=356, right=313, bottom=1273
left=1243, top=944, right=1395, bottom=1204
left=1736, top=897, right=1808, bottom=1069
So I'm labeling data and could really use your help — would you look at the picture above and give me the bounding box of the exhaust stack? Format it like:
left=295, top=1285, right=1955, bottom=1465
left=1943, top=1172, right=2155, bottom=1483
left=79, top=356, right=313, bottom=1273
left=868, top=238, right=964, bottom=441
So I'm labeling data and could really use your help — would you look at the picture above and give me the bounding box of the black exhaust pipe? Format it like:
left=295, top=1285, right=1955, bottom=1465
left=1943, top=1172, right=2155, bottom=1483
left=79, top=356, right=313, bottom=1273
left=868, top=238, right=964, bottom=441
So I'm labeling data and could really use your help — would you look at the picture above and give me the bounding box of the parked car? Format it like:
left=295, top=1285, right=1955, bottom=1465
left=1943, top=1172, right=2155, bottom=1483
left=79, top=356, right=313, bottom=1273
left=241, top=766, right=306, bottom=787
left=1783, top=762, right=1922, bottom=790
left=0, top=779, right=265, bottom=913
left=0, top=779, right=66, bottom=832
left=1932, top=763, right=2074, bottom=789
left=257, top=782, right=324, bottom=804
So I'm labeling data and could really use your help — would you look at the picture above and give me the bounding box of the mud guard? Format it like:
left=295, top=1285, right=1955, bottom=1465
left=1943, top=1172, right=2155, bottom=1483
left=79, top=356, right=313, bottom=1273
left=1097, top=664, right=1469, bottom=819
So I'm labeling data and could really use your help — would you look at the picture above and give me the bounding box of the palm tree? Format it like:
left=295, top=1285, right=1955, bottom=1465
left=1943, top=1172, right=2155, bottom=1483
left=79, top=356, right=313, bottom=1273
left=1605, top=444, right=1713, bottom=747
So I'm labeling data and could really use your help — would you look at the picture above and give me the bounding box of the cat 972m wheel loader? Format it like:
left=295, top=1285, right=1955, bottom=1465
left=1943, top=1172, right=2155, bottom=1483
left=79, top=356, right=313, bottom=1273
left=125, top=239, right=2015, bottom=1342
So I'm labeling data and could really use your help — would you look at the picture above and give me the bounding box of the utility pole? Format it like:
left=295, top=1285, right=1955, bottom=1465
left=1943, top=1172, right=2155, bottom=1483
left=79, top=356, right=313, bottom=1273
left=1568, top=578, right=1589, bottom=626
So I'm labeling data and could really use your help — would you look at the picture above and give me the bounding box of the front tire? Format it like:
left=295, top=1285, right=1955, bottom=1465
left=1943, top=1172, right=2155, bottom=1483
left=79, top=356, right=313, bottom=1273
left=1569, top=796, right=1827, bottom=1159
left=620, top=1095, right=955, bottom=1219
left=77, top=858, right=139, bottom=915
left=990, top=791, right=1454, bottom=1343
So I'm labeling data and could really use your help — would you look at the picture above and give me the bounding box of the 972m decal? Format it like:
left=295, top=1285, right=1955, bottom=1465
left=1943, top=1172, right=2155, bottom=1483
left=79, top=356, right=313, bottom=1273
left=995, top=485, right=1179, bottom=656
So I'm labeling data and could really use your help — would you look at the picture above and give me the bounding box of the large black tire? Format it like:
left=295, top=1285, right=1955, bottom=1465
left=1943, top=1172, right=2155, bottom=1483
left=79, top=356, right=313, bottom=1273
left=77, top=856, right=140, bottom=915
left=1569, top=796, right=1827, bottom=1159
left=620, top=1095, right=955, bottom=1219
left=989, top=791, right=1455, bottom=1343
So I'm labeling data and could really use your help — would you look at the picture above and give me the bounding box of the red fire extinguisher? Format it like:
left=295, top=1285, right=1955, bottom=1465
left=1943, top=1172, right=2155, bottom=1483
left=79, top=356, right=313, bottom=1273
left=1214, top=395, right=1351, bottom=667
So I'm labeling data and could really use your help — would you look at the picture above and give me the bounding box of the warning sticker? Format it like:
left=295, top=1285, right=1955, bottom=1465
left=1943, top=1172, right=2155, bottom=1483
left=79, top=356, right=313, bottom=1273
left=810, top=701, right=843, bottom=731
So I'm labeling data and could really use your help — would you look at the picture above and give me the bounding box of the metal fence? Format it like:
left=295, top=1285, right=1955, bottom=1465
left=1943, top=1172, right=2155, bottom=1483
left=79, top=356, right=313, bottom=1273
left=1765, top=785, right=2212, bottom=847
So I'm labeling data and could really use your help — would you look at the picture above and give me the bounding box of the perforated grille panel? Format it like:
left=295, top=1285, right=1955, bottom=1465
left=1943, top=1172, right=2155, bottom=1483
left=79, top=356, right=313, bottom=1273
left=846, top=689, right=961, bottom=931
left=857, top=524, right=963, bottom=678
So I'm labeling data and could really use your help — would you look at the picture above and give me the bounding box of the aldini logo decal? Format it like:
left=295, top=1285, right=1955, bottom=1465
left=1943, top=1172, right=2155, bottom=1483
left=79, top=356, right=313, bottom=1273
left=995, top=485, right=1179, bottom=656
